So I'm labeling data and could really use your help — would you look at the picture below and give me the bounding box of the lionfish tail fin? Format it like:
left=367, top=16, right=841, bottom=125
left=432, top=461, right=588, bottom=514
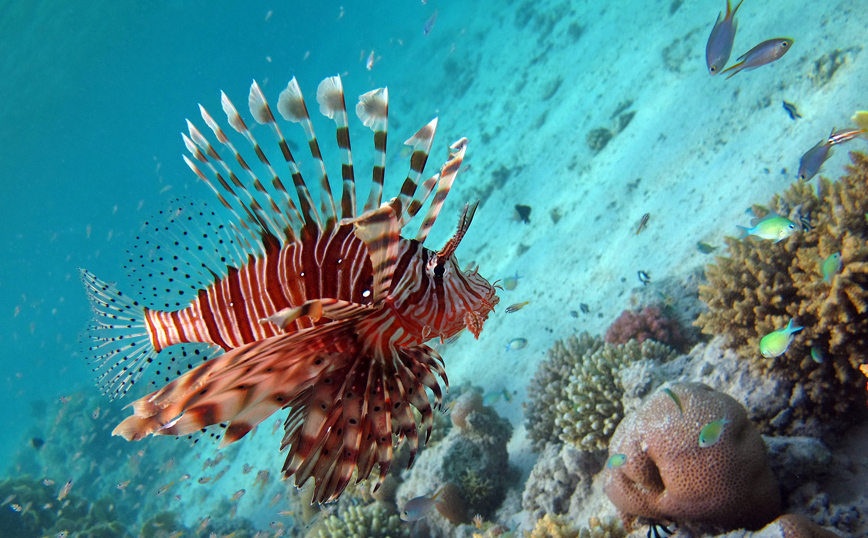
left=79, top=269, right=159, bottom=400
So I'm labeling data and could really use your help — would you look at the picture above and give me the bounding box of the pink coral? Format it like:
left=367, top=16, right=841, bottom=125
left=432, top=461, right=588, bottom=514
left=604, top=305, right=686, bottom=350
left=604, top=382, right=780, bottom=533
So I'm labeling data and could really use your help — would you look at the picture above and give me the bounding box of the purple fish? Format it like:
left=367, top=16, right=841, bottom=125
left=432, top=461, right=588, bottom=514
left=423, top=10, right=438, bottom=35
left=706, top=0, right=744, bottom=75
left=798, top=137, right=833, bottom=181
left=722, top=38, right=794, bottom=79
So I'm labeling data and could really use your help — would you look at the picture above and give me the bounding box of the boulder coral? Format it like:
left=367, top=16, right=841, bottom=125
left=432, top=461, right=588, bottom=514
left=696, top=153, right=868, bottom=429
left=604, top=305, right=687, bottom=351
left=604, top=382, right=780, bottom=533
left=524, top=333, right=675, bottom=451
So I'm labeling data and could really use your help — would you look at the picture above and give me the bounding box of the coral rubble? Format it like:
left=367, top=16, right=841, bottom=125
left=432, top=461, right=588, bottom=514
left=604, top=382, right=780, bottom=533
left=697, top=153, right=868, bottom=430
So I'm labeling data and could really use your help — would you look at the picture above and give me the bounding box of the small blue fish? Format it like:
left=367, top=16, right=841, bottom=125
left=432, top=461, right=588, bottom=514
left=505, top=337, right=527, bottom=351
left=820, top=252, right=842, bottom=282
left=698, top=417, right=731, bottom=447
left=721, top=38, right=794, bottom=79
left=400, top=487, right=443, bottom=521
left=423, top=10, right=438, bottom=36
left=662, top=388, right=684, bottom=415
left=607, top=454, right=628, bottom=468
left=798, top=138, right=833, bottom=181
left=705, top=0, right=743, bottom=75
left=759, top=319, right=803, bottom=358
left=736, top=213, right=797, bottom=243
left=782, top=100, right=802, bottom=120
left=810, top=345, right=825, bottom=364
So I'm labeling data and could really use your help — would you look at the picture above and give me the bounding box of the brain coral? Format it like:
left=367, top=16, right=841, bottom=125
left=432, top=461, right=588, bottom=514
left=525, top=333, right=675, bottom=451
left=604, top=382, right=780, bottom=533
left=696, top=152, right=868, bottom=429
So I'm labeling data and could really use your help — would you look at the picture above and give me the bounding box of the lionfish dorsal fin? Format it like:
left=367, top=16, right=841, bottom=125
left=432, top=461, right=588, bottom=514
left=416, top=137, right=468, bottom=244
left=355, top=87, right=389, bottom=213
left=346, top=204, right=401, bottom=304
left=277, top=77, right=337, bottom=229
left=389, top=118, right=438, bottom=224
left=316, top=76, right=357, bottom=220
left=200, top=90, right=296, bottom=240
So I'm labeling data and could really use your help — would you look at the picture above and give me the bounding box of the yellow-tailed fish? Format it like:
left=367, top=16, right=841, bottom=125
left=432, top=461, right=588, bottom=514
left=505, top=337, right=527, bottom=351
left=607, top=453, right=628, bottom=468
left=759, top=319, right=803, bottom=358
left=827, top=127, right=867, bottom=145
left=705, top=0, right=743, bottom=75
left=820, top=252, right=842, bottom=282
left=736, top=214, right=797, bottom=243
left=400, top=486, right=444, bottom=521
left=502, top=388, right=514, bottom=403
left=798, top=138, right=833, bottom=181
left=698, top=417, right=731, bottom=447
left=505, top=301, right=529, bottom=313
left=810, top=346, right=825, bottom=364
left=721, top=38, right=793, bottom=79
left=662, top=388, right=683, bottom=415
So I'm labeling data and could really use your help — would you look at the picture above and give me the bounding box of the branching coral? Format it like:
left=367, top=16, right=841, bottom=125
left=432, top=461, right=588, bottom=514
left=317, top=502, right=409, bottom=538
left=605, top=305, right=687, bottom=350
left=524, top=333, right=605, bottom=450
left=697, top=152, right=868, bottom=429
left=525, top=334, right=675, bottom=451
left=527, top=513, right=626, bottom=538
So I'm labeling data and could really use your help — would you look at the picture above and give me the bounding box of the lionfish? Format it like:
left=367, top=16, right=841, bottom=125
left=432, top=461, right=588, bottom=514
left=80, top=75, right=499, bottom=503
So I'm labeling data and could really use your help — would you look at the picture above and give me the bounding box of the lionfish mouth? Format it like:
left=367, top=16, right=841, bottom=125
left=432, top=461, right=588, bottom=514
left=465, top=294, right=499, bottom=339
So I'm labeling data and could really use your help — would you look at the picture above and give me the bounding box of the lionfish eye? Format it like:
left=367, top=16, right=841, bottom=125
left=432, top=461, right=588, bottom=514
left=433, top=263, right=446, bottom=278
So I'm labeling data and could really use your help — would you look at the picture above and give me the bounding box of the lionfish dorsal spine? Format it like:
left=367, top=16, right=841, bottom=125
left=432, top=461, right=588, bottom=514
left=415, top=136, right=468, bottom=244
left=183, top=118, right=281, bottom=242
left=346, top=205, right=401, bottom=303
left=390, top=118, right=438, bottom=224
left=276, top=77, right=337, bottom=229
left=316, top=76, right=357, bottom=220
left=232, top=85, right=317, bottom=232
left=208, top=88, right=303, bottom=237
left=355, top=86, right=389, bottom=213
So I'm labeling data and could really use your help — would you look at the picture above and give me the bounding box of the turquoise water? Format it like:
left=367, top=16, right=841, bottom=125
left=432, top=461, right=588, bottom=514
left=2, top=0, right=867, bottom=536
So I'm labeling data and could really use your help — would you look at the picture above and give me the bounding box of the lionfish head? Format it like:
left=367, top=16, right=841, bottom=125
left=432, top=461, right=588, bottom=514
left=422, top=202, right=499, bottom=340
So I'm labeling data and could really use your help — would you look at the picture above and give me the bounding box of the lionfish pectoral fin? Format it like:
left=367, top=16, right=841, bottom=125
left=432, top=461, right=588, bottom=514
left=345, top=204, right=401, bottom=303
left=260, top=299, right=373, bottom=330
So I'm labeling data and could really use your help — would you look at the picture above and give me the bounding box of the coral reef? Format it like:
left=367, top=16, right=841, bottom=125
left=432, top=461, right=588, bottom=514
left=524, top=333, right=605, bottom=450
left=315, top=502, right=408, bottom=538
left=521, top=443, right=605, bottom=521
left=697, top=153, right=868, bottom=431
left=604, top=382, right=780, bottom=533
left=396, top=396, right=514, bottom=537
left=525, top=333, right=675, bottom=452
left=526, top=513, right=626, bottom=538
left=604, top=305, right=687, bottom=350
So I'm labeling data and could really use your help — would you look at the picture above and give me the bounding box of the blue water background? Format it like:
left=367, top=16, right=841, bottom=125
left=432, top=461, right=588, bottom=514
left=1, top=0, right=441, bottom=465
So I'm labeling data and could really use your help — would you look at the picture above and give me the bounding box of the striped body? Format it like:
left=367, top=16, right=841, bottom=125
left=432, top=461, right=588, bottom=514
left=80, top=75, right=499, bottom=503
